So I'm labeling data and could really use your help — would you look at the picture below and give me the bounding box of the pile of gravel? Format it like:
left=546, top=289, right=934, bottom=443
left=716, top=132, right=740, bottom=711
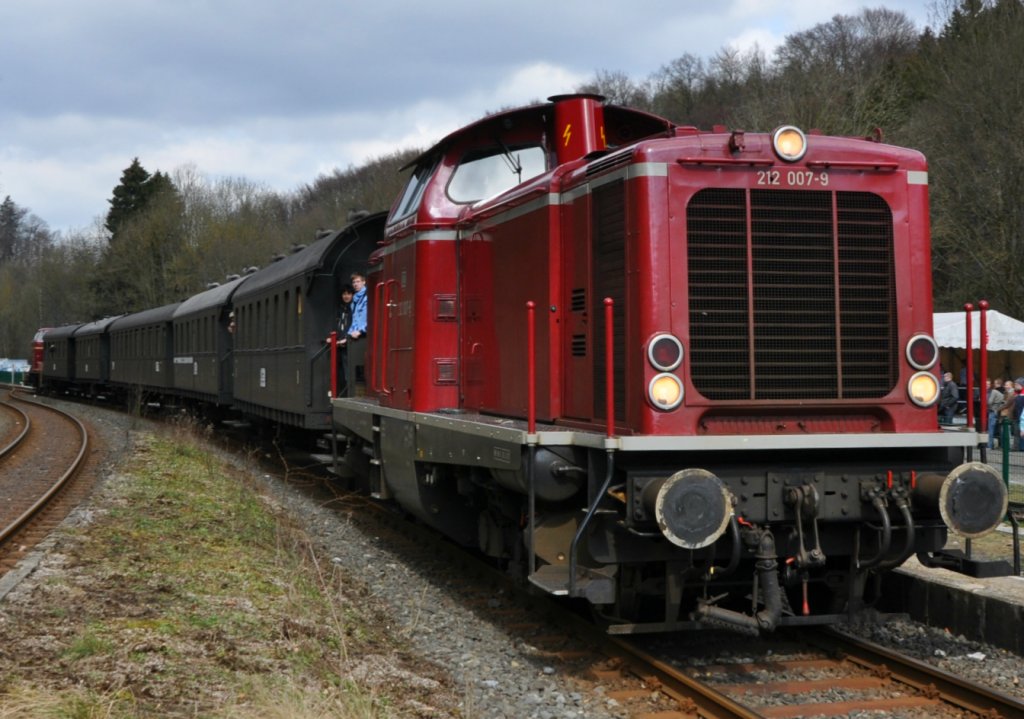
left=252, top=473, right=626, bottom=719
left=844, top=613, right=1023, bottom=699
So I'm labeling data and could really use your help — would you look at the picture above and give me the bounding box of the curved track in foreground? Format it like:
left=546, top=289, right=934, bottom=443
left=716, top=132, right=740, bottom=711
left=0, top=388, right=90, bottom=572
left=0, top=399, right=31, bottom=459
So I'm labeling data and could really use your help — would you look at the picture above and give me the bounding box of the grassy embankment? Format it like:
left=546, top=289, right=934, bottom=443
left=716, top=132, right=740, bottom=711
left=0, top=424, right=451, bottom=718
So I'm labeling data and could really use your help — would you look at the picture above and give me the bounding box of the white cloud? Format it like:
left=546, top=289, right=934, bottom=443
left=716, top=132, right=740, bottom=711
left=725, top=27, right=785, bottom=55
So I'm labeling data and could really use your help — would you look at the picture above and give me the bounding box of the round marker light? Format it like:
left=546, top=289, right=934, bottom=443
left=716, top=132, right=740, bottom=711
left=772, top=125, right=807, bottom=162
left=906, top=334, right=939, bottom=370
left=649, top=373, right=683, bottom=411
left=908, top=371, right=939, bottom=407
left=648, top=333, right=683, bottom=372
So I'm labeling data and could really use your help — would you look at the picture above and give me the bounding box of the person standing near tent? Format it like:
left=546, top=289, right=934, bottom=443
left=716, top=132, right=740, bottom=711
left=1013, top=378, right=1024, bottom=450
left=987, top=379, right=1005, bottom=449
left=939, top=371, right=959, bottom=425
left=998, top=380, right=1017, bottom=448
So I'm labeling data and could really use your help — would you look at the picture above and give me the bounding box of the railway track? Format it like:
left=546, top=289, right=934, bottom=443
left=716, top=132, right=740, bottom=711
left=0, top=388, right=91, bottom=575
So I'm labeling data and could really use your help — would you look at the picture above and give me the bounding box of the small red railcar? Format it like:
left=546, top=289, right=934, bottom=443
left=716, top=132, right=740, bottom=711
left=333, top=95, right=1005, bottom=632
left=28, top=327, right=51, bottom=388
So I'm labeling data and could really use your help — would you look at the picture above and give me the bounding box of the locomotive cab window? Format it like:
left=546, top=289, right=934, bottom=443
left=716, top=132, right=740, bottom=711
left=390, top=157, right=438, bottom=223
left=447, top=144, right=546, bottom=204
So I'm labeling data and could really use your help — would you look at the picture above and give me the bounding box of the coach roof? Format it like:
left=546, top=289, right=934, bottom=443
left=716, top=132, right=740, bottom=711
left=173, top=274, right=251, bottom=320
left=233, top=211, right=386, bottom=301
left=109, top=302, right=183, bottom=332
left=74, top=315, right=122, bottom=336
left=44, top=323, right=84, bottom=341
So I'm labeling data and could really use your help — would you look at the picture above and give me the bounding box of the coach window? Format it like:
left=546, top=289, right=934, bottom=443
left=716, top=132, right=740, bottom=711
left=245, top=304, right=252, bottom=349
left=447, top=144, right=546, bottom=204
left=266, top=299, right=274, bottom=348
left=238, top=306, right=245, bottom=349
left=264, top=298, right=271, bottom=347
left=283, top=290, right=290, bottom=345
left=237, top=307, right=245, bottom=349
left=274, top=294, right=280, bottom=346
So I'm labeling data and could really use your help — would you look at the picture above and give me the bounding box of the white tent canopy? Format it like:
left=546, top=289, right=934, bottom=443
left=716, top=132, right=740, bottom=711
left=933, top=310, right=1024, bottom=351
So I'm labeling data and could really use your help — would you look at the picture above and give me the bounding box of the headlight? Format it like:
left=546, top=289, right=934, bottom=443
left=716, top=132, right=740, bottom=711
left=649, top=373, right=683, bottom=410
left=772, top=125, right=807, bottom=162
left=647, top=333, right=683, bottom=372
left=908, top=371, right=939, bottom=407
left=906, top=334, right=939, bottom=370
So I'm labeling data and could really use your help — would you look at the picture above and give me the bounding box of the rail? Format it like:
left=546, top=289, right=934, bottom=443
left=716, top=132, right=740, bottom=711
left=816, top=628, right=1024, bottom=719
left=0, top=390, right=89, bottom=546
left=0, top=401, right=30, bottom=460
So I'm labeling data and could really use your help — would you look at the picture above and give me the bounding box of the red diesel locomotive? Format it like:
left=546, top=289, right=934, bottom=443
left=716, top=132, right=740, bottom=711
left=332, top=94, right=1007, bottom=633
left=27, top=327, right=51, bottom=388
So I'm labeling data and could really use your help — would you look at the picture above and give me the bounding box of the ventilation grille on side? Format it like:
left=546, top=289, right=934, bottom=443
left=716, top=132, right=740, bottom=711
left=593, top=181, right=626, bottom=420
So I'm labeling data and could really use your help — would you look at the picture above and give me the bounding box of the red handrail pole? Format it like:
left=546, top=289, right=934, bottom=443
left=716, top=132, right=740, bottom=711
left=526, top=301, right=536, bottom=434
left=370, top=282, right=384, bottom=393
left=604, top=297, right=614, bottom=438
left=979, top=299, right=990, bottom=432
left=329, top=331, right=338, bottom=398
left=964, top=303, right=974, bottom=430
left=381, top=283, right=389, bottom=395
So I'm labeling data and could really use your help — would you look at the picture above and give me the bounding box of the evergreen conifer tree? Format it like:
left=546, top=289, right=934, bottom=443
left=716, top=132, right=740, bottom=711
left=105, top=158, right=152, bottom=240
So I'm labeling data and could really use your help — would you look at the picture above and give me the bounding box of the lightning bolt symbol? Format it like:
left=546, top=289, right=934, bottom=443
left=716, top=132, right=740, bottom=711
left=563, top=123, right=572, bottom=147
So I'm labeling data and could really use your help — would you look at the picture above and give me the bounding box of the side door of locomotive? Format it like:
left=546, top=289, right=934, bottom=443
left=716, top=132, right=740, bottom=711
left=373, top=243, right=414, bottom=407
left=561, top=188, right=594, bottom=420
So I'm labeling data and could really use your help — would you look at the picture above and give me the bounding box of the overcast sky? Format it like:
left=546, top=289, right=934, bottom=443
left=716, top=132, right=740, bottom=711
left=0, top=1, right=938, bottom=235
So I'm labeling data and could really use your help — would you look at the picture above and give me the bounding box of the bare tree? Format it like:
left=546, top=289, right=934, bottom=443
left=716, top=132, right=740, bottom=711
left=576, top=69, right=652, bottom=110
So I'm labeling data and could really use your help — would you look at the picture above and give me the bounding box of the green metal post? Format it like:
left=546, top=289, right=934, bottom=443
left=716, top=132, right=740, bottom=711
left=1003, top=417, right=1011, bottom=489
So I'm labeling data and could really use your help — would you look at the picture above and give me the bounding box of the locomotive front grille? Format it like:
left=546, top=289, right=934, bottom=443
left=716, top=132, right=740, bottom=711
left=687, top=188, right=897, bottom=400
